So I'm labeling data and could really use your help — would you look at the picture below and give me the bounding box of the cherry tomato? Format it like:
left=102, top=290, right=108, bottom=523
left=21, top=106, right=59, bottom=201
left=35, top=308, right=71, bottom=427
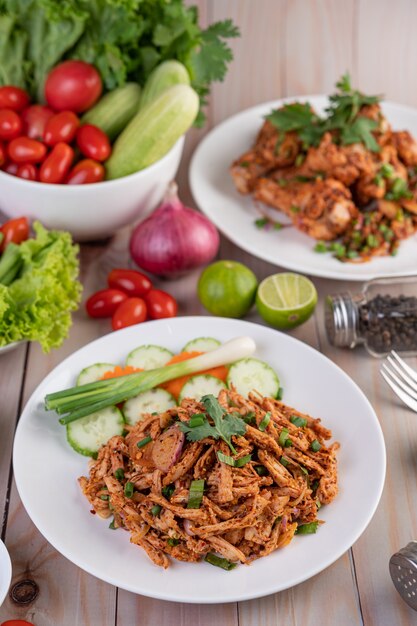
left=16, top=163, right=38, bottom=181
left=39, top=143, right=73, bottom=184
left=0, top=86, right=30, bottom=112
left=112, top=297, right=147, bottom=330
left=108, top=268, right=152, bottom=297
left=144, top=289, right=178, bottom=320
left=21, top=104, right=54, bottom=140
left=0, top=143, right=5, bottom=168
left=66, top=159, right=105, bottom=185
left=1, top=621, right=35, bottom=626
left=44, top=111, right=80, bottom=146
left=0, top=216, right=30, bottom=253
left=8, top=137, right=46, bottom=164
left=86, top=289, right=128, bottom=318
left=76, top=124, right=111, bottom=162
left=0, top=109, right=22, bottom=141
left=3, top=161, right=18, bottom=175
left=45, top=61, right=102, bottom=113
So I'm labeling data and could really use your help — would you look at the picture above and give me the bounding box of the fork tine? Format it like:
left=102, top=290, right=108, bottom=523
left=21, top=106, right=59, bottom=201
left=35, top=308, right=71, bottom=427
left=391, top=351, right=417, bottom=384
left=382, top=363, right=417, bottom=401
left=387, top=356, right=417, bottom=394
left=380, top=369, right=417, bottom=412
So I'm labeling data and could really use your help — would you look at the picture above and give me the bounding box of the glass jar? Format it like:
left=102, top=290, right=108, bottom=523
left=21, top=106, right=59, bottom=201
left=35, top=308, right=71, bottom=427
left=325, top=276, right=417, bottom=357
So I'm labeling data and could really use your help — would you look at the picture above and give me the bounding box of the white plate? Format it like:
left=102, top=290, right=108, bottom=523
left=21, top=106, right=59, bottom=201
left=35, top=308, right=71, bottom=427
left=190, top=96, right=417, bottom=281
left=13, top=317, right=386, bottom=603
left=0, top=539, right=12, bottom=607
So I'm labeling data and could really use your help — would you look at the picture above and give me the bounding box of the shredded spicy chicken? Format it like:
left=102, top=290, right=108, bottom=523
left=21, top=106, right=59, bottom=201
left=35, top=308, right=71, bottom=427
left=79, top=388, right=339, bottom=569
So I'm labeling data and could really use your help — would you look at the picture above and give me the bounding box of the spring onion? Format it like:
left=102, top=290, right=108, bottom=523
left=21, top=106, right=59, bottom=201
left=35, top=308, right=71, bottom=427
left=277, top=387, right=284, bottom=400
left=114, top=468, right=124, bottom=480
left=167, top=537, right=180, bottom=547
left=109, top=517, right=117, bottom=529
left=137, top=436, right=152, bottom=449
left=217, top=451, right=252, bottom=468
left=187, top=479, right=205, bottom=509
left=204, top=553, right=237, bottom=571
left=280, top=456, right=289, bottom=468
left=284, top=438, right=293, bottom=447
left=151, top=505, right=162, bottom=516
left=290, top=415, right=307, bottom=428
left=45, top=336, right=256, bottom=425
left=162, top=484, right=175, bottom=500
left=100, top=494, right=109, bottom=501
left=258, top=412, right=271, bottom=432
left=254, top=465, right=268, bottom=476
left=311, top=439, right=322, bottom=452
left=189, top=414, right=206, bottom=428
left=295, top=521, right=319, bottom=535
left=124, top=481, right=134, bottom=498
left=278, top=428, right=290, bottom=447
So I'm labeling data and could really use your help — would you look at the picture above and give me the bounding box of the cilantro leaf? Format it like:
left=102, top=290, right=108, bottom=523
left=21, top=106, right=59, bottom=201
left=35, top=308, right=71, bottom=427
left=179, top=418, right=217, bottom=442
left=336, top=72, right=351, bottom=93
left=340, top=117, right=380, bottom=152
left=266, top=102, right=320, bottom=132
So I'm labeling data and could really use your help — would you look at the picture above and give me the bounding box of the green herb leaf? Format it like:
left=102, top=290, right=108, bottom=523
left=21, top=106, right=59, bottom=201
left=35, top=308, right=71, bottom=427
left=278, top=428, right=290, bottom=447
left=254, top=218, right=269, bottom=229
left=202, top=394, right=246, bottom=453
left=280, top=456, right=289, bottom=468
left=124, top=481, right=134, bottom=498
left=114, top=468, right=124, bottom=481
left=340, top=117, right=380, bottom=152
left=204, top=553, right=237, bottom=570
left=137, top=436, right=152, bottom=449
left=314, top=241, right=329, bottom=253
left=258, top=412, right=271, bottom=432
left=162, top=484, right=175, bottom=501
left=295, top=521, right=319, bottom=535
left=290, top=415, right=307, bottom=428
left=310, top=439, right=322, bottom=452
left=187, top=479, right=205, bottom=509
left=254, top=465, right=268, bottom=476
left=151, top=505, right=162, bottom=517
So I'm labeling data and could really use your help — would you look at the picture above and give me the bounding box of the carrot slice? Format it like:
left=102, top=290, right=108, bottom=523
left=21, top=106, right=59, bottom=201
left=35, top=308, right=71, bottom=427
left=160, top=351, right=228, bottom=400
left=100, top=365, right=142, bottom=380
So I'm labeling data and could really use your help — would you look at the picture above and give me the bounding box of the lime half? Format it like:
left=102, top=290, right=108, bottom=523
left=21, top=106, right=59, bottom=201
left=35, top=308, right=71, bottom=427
left=256, top=273, right=318, bottom=330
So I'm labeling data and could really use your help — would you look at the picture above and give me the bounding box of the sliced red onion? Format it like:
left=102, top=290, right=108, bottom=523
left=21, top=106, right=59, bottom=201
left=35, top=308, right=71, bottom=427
left=183, top=519, right=195, bottom=536
left=281, top=515, right=288, bottom=531
left=151, top=424, right=184, bottom=472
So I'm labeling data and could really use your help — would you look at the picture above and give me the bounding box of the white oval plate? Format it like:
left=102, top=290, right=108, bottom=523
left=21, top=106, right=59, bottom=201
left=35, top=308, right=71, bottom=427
left=190, top=96, right=417, bottom=281
left=0, top=539, right=12, bottom=607
left=13, top=317, right=386, bottom=603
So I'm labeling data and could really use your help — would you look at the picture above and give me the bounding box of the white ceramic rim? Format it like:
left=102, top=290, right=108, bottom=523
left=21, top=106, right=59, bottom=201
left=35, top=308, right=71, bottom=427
left=0, top=539, right=12, bottom=607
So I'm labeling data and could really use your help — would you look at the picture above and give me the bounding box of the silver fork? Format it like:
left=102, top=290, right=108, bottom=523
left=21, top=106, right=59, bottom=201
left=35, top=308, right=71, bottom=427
left=380, top=351, right=417, bottom=412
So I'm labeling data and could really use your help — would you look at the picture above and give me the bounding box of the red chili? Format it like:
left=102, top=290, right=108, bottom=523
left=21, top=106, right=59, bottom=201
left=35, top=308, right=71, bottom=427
left=0, top=216, right=30, bottom=253
left=44, top=111, right=80, bottom=146
left=86, top=288, right=128, bottom=318
left=66, top=159, right=105, bottom=185
left=0, top=86, right=30, bottom=112
left=8, top=137, right=47, bottom=164
left=39, top=143, right=74, bottom=184
left=0, top=109, right=23, bottom=141
left=144, top=289, right=178, bottom=320
left=108, top=268, right=152, bottom=298
left=76, top=124, right=111, bottom=162
left=21, top=104, right=54, bottom=140
left=112, top=297, right=147, bottom=330
left=16, top=163, right=38, bottom=181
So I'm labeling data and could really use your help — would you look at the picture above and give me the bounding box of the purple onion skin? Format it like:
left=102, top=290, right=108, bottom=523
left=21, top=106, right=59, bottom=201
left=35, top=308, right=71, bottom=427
left=129, top=184, right=220, bottom=279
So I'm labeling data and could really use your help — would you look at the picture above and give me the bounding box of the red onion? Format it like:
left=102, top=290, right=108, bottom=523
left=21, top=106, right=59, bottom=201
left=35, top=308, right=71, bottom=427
left=130, top=181, right=220, bottom=278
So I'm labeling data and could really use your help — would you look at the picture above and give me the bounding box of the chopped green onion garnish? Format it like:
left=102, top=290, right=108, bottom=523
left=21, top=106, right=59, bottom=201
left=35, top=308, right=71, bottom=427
left=278, top=428, right=290, bottom=447
left=290, top=205, right=300, bottom=213
left=280, top=456, right=289, bottom=468
left=295, top=154, right=305, bottom=167
left=114, top=468, right=124, bottom=480
left=277, top=387, right=284, bottom=400
left=380, top=163, right=394, bottom=178
left=316, top=499, right=322, bottom=510
left=290, top=415, right=307, bottom=428
left=366, top=234, right=379, bottom=249
left=109, top=517, right=117, bottom=530
left=162, top=484, right=175, bottom=500
left=137, top=436, right=152, bottom=449
left=243, top=411, right=256, bottom=424
left=235, top=454, right=252, bottom=467
left=217, top=451, right=251, bottom=468
left=204, top=553, right=237, bottom=571
left=189, top=414, right=206, bottom=428
left=311, top=439, right=322, bottom=452
left=167, top=537, right=179, bottom=547
left=314, top=241, right=328, bottom=253
left=284, top=438, right=293, bottom=447
left=124, top=481, right=134, bottom=498
left=240, top=160, right=250, bottom=168
left=258, top=412, right=271, bottom=432
left=278, top=178, right=288, bottom=187
left=254, top=217, right=268, bottom=229
left=347, top=250, right=359, bottom=259
left=273, top=222, right=283, bottom=230
left=300, top=466, right=308, bottom=475
left=295, top=521, right=319, bottom=535
left=310, top=479, right=320, bottom=492
left=100, top=494, right=110, bottom=501
left=151, top=505, right=162, bottom=517
left=187, top=479, right=205, bottom=509
left=254, top=465, right=268, bottom=476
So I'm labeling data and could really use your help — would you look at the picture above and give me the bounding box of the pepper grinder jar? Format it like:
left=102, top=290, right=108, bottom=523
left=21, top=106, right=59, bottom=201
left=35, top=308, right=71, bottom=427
left=325, top=276, right=417, bottom=357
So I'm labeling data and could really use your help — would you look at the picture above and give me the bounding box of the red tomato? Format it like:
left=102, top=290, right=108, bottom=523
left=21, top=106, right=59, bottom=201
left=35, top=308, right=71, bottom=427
left=108, top=268, right=152, bottom=297
left=16, top=163, right=38, bottom=181
left=21, top=104, right=54, bottom=140
left=76, top=124, right=111, bottom=162
left=0, top=109, right=22, bottom=141
left=0, top=216, right=30, bottom=252
left=44, top=111, right=80, bottom=146
left=1, top=621, right=35, bottom=626
left=0, top=86, right=30, bottom=112
left=39, top=143, right=73, bottom=184
left=86, top=289, right=128, bottom=318
left=144, top=289, right=178, bottom=320
left=8, top=137, right=46, bottom=164
left=45, top=61, right=102, bottom=113
left=3, top=161, right=18, bottom=175
left=0, top=142, right=5, bottom=167
left=66, top=159, right=105, bottom=185
left=112, top=297, right=147, bottom=330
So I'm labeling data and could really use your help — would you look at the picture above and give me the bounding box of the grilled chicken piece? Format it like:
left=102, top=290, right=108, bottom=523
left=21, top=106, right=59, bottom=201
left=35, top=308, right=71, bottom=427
left=254, top=177, right=357, bottom=240
left=392, top=130, right=417, bottom=167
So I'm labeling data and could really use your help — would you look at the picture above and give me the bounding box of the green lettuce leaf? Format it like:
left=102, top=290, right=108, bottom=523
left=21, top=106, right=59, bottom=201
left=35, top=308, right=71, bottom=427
left=0, top=222, right=82, bottom=352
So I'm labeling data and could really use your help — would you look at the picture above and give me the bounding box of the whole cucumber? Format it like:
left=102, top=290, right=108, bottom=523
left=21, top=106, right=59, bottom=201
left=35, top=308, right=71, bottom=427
left=106, top=84, right=199, bottom=180
left=140, top=60, right=190, bottom=110
left=82, top=83, right=141, bottom=141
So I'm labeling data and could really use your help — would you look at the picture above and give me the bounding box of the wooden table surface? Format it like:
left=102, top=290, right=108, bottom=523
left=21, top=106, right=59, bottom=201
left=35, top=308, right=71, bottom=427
left=2, top=0, right=417, bottom=624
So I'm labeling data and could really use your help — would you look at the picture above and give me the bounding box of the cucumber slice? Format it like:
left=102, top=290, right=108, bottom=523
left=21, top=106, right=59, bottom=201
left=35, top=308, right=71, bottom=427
left=178, top=374, right=226, bottom=403
left=182, top=337, right=221, bottom=353
left=77, top=363, right=116, bottom=386
left=67, top=406, right=125, bottom=456
left=123, top=388, right=176, bottom=426
left=227, top=358, right=280, bottom=398
left=126, top=345, right=173, bottom=370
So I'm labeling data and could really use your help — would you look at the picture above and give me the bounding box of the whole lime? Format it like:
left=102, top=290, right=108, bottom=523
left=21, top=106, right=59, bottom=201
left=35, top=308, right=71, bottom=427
left=198, top=260, right=258, bottom=318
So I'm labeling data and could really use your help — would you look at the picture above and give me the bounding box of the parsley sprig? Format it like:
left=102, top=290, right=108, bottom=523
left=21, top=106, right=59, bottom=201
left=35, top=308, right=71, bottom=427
left=179, top=394, right=246, bottom=454
left=265, top=73, right=382, bottom=152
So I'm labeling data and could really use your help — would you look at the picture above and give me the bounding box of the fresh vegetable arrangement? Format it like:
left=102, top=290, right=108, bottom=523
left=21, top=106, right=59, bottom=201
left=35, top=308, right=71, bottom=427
left=85, top=268, right=177, bottom=330
left=0, top=219, right=81, bottom=350
left=0, top=0, right=239, bottom=126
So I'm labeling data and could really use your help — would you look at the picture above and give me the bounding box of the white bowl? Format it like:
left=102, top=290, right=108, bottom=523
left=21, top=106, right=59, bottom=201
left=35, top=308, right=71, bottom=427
left=0, top=137, right=184, bottom=242
left=0, top=539, right=11, bottom=607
